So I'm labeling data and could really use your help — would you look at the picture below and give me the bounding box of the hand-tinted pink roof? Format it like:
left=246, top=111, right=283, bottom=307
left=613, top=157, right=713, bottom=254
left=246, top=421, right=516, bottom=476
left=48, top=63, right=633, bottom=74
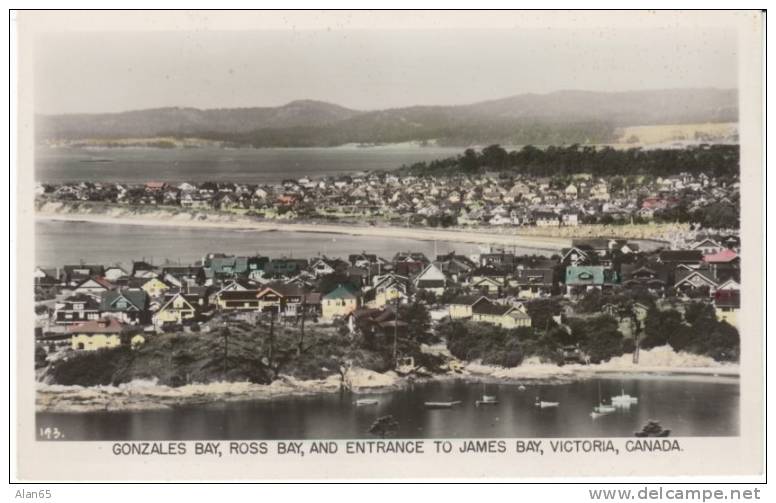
left=703, top=249, right=738, bottom=263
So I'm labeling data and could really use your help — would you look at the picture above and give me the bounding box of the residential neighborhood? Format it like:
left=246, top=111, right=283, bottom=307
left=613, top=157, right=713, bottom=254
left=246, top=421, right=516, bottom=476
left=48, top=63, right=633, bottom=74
left=35, top=231, right=741, bottom=363
left=35, top=168, right=739, bottom=232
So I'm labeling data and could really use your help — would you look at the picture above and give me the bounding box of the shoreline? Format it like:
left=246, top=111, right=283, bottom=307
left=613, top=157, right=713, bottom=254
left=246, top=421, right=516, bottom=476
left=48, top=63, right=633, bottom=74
left=36, top=362, right=739, bottom=414
left=36, top=210, right=572, bottom=251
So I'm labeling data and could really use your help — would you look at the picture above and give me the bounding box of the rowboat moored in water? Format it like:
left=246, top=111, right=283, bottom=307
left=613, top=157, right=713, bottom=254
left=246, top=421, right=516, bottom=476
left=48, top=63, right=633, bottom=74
left=355, top=399, right=379, bottom=406
left=536, top=401, right=560, bottom=408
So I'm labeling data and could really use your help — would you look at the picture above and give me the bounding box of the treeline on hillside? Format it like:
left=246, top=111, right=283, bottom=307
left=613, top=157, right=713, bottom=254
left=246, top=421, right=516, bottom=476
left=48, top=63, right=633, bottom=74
left=398, top=144, right=740, bottom=179
left=169, top=120, right=616, bottom=148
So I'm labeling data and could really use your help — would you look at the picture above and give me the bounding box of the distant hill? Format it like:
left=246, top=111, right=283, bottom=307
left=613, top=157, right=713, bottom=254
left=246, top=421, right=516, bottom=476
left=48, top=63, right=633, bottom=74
left=37, top=88, right=738, bottom=147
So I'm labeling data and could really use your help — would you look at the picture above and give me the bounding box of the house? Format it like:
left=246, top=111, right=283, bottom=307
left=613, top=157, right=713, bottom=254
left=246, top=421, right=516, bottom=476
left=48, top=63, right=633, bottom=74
left=54, top=294, right=102, bottom=325
left=564, top=266, right=619, bottom=296
left=479, top=253, right=515, bottom=270
left=62, top=265, right=105, bottom=286
left=367, top=274, right=410, bottom=308
left=674, top=269, right=719, bottom=298
left=140, top=277, right=171, bottom=298
left=658, top=250, right=704, bottom=268
left=216, top=290, right=263, bottom=311
left=322, top=284, right=362, bottom=320
left=714, top=280, right=740, bottom=327
left=265, top=258, right=309, bottom=277
left=309, top=257, right=348, bottom=278
left=561, top=211, right=580, bottom=227
left=512, top=268, right=555, bottom=299
left=131, top=261, right=159, bottom=278
left=73, top=277, right=114, bottom=297
left=69, top=318, right=125, bottom=351
left=560, top=246, right=594, bottom=266
left=103, top=266, right=129, bottom=282
left=153, top=292, right=203, bottom=327
left=413, top=263, right=447, bottom=295
left=534, top=211, right=560, bottom=227
left=619, top=262, right=668, bottom=292
left=448, top=295, right=490, bottom=319
left=471, top=300, right=532, bottom=329
left=346, top=306, right=404, bottom=336
left=255, top=284, right=315, bottom=317
left=100, top=289, right=150, bottom=325
left=692, top=238, right=725, bottom=255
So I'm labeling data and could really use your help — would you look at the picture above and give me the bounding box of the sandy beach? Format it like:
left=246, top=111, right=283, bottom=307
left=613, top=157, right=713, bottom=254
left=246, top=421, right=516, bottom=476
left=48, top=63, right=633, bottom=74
left=36, top=203, right=572, bottom=251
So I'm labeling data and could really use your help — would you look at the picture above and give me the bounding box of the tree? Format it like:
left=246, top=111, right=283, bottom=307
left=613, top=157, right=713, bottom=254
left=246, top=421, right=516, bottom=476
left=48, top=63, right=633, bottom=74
left=642, top=308, right=683, bottom=349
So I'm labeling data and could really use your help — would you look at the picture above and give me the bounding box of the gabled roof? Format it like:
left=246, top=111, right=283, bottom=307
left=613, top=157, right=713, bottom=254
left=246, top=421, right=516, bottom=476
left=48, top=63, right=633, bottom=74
left=703, top=249, right=738, bottom=263
left=76, top=276, right=114, bottom=290
left=101, top=289, right=148, bottom=312
left=674, top=269, right=718, bottom=288
left=157, top=292, right=197, bottom=313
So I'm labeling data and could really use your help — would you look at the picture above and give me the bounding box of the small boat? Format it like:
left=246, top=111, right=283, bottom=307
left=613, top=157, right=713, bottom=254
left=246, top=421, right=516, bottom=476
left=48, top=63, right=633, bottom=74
left=354, top=398, right=379, bottom=406
left=475, top=383, right=499, bottom=406
left=591, top=382, right=615, bottom=416
left=518, top=385, right=526, bottom=391
left=611, top=384, right=639, bottom=406
left=635, top=420, right=671, bottom=437
left=536, top=401, right=560, bottom=408
left=424, top=401, right=462, bottom=409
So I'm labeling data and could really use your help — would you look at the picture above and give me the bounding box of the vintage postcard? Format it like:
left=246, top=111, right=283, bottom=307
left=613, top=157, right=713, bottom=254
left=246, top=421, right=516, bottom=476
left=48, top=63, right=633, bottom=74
left=13, top=10, right=764, bottom=481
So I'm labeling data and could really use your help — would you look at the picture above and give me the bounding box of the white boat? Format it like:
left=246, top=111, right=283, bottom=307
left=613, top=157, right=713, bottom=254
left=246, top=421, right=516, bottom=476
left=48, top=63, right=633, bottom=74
left=537, top=401, right=559, bottom=408
left=591, top=383, right=615, bottom=416
left=611, top=385, right=639, bottom=406
left=355, top=398, right=379, bottom=406
left=476, top=383, right=499, bottom=406
left=518, top=385, right=526, bottom=391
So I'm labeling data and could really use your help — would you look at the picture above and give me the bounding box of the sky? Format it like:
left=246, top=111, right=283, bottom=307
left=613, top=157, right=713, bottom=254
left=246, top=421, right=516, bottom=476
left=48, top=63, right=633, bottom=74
left=34, top=27, right=737, bottom=115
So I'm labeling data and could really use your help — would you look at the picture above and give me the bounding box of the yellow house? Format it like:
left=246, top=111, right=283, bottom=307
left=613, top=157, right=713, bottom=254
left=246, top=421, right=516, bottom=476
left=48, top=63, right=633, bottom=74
left=141, top=277, right=171, bottom=298
left=322, top=284, right=361, bottom=320
left=69, top=318, right=124, bottom=351
left=471, top=302, right=532, bottom=329
left=153, top=292, right=198, bottom=326
left=448, top=295, right=490, bottom=319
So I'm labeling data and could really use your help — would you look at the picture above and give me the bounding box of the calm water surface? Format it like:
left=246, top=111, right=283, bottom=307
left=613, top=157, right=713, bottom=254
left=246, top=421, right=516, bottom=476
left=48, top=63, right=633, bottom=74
left=34, top=220, right=509, bottom=268
left=35, top=145, right=463, bottom=184
left=36, top=376, right=739, bottom=440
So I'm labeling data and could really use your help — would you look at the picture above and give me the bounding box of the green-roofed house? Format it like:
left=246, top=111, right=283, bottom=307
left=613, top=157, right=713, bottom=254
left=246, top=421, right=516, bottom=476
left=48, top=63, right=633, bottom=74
left=100, top=288, right=150, bottom=325
left=322, top=284, right=362, bottom=320
left=564, top=266, right=619, bottom=297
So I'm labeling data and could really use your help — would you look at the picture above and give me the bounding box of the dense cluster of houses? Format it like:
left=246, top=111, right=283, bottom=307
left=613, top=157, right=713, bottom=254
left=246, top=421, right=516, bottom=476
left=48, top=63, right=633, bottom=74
left=35, top=233, right=741, bottom=355
left=36, top=170, right=738, bottom=228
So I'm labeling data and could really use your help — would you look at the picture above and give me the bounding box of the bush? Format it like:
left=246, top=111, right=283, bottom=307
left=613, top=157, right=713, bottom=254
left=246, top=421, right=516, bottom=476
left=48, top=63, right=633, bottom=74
left=441, top=320, right=526, bottom=368
left=51, top=347, right=131, bottom=386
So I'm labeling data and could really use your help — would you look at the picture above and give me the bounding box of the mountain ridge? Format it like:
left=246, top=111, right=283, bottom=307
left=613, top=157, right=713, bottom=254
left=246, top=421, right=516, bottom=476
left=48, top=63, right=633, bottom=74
left=37, top=88, right=738, bottom=147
